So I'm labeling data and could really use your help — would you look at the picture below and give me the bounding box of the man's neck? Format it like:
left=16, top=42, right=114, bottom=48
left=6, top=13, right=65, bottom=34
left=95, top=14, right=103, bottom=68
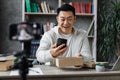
left=59, top=27, right=74, bottom=35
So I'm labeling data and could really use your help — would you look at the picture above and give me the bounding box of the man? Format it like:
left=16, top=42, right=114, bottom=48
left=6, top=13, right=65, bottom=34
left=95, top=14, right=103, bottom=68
left=36, top=4, right=92, bottom=65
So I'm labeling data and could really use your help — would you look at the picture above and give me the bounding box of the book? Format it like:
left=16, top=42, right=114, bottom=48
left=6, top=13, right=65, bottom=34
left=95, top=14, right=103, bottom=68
left=47, top=3, right=51, bottom=13
left=85, top=2, right=92, bottom=13
left=69, top=2, right=81, bottom=13
left=30, top=40, right=40, bottom=58
left=43, top=1, right=48, bottom=13
left=40, top=1, right=45, bottom=13
left=25, top=0, right=31, bottom=12
left=37, top=4, right=42, bottom=12
left=81, top=2, right=85, bottom=13
left=31, top=2, right=39, bottom=12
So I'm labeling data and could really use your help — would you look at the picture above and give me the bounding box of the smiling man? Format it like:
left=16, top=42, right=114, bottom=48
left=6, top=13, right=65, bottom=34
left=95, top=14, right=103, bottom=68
left=36, top=4, right=92, bottom=65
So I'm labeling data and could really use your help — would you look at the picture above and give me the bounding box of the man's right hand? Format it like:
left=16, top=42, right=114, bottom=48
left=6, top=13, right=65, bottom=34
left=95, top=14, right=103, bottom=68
left=50, top=43, right=67, bottom=58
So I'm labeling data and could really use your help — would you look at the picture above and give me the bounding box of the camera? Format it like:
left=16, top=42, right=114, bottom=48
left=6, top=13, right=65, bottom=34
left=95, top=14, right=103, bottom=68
left=9, top=22, right=44, bottom=41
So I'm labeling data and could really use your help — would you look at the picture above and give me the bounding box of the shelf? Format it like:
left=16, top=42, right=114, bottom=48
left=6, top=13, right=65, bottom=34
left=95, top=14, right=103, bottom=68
left=88, top=36, right=94, bottom=38
left=25, top=12, right=94, bottom=16
left=25, top=12, right=57, bottom=16
left=76, top=13, right=94, bottom=16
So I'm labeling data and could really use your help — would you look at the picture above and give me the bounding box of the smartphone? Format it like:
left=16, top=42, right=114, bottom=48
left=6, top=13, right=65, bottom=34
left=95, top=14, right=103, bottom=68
left=56, top=38, right=67, bottom=49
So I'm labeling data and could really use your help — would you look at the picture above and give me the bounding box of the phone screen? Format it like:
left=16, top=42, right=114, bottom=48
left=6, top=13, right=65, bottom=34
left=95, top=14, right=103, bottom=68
left=56, top=38, right=67, bottom=48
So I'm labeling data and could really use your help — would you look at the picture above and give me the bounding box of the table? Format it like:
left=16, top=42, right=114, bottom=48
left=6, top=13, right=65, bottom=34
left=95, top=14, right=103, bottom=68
left=0, top=65, right=120, bottom=80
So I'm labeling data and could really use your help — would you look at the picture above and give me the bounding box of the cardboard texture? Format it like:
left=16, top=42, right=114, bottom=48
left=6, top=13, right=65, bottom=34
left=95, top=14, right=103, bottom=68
left=84, top=62, right=95, bottom=68
left=0, top=55, right=15, bottom=71
left=56, top=57, right=83, bottom=68
left=0, top=60, right=14, bottom=71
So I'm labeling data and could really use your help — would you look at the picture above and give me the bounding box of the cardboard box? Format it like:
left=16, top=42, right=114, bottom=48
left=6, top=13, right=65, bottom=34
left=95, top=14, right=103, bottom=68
left=0, top=60, right=14, bottom=71
left=84, top=62, right=96, bottom=68
left=0, top=55, right=16, bottom=71
left=56, top=57, right=83, bottom=68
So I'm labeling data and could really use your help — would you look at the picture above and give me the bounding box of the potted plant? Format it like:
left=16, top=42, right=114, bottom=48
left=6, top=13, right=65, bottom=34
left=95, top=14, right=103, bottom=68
left=97, top=0, right=120, bottom=62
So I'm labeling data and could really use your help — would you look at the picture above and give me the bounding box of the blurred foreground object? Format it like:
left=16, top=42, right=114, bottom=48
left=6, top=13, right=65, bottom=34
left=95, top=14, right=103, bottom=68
left=9, top=22, right=44, bottom=41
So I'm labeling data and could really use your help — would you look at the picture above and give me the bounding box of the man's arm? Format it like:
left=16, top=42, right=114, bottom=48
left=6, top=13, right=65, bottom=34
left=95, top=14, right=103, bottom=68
left=36, top=32, right=67, bottom=62
left=36, top=32, right=53, bottom=62
left=80, top=35, right=92, bottom=62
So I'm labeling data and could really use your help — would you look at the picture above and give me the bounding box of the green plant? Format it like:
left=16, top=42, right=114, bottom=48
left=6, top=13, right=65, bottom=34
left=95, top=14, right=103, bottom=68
left=111, top=0, right=120, bottom=56
left=97, top=0, right=120, bottom=62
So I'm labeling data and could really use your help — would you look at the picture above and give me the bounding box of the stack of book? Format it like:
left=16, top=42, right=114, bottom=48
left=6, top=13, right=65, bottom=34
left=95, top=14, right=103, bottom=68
left=25, top=0, right=51, bottom=13
left=69, top=2, right=93, bottom=13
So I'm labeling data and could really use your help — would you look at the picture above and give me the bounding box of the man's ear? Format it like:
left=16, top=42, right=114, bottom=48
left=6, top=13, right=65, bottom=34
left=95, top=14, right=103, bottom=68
left=74, top=16, right=76, bottom=22
left=74, top=16, right=76, bottom=21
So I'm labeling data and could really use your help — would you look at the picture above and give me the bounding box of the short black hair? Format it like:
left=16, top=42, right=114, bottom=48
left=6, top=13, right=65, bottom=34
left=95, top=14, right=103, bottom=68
left=57, top=4, right=75, bottom=16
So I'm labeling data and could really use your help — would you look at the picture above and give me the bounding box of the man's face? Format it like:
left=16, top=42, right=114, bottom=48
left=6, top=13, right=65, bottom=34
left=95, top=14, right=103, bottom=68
left=56, top=11, right=76, bottom=34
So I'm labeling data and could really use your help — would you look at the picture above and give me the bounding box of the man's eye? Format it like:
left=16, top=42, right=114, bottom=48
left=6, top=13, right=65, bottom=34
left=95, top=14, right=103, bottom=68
left=61, top=19, right=65, bottom=21
left=68, top=19, right=72, bottom=21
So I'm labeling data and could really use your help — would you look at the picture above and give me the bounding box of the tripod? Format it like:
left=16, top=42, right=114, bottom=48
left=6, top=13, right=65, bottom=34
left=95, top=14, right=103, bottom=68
left=19, top=54, right=29, bottom=80
left=13, top=41, right=33, bottom=80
